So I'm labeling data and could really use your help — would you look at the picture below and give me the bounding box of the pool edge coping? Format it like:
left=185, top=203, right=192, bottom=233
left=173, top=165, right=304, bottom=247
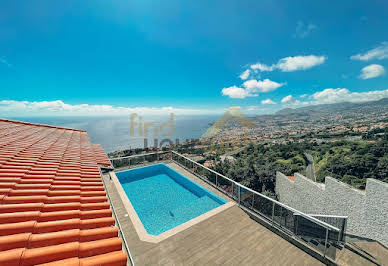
left=109, top=169, right=235, bottom=244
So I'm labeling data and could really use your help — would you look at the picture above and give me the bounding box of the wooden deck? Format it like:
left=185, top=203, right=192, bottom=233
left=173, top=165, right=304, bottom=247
left=103, top=163, right=324, bottom=265
left=336, top=241, right=388, bottom=266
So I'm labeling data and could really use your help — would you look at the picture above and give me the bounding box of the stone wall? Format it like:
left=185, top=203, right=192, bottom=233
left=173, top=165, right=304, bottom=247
left=276, top=172, right=388, bottom=246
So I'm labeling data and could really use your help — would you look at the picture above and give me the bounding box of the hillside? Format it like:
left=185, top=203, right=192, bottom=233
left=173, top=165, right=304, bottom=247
left=275, top=98, right=388, bottom=117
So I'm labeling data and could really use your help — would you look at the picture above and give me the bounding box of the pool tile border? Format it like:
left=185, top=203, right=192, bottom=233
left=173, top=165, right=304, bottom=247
left=109, top=170, right=235, bottom=243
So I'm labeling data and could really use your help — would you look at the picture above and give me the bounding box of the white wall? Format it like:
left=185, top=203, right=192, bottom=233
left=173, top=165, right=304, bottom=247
left=276, top=172, right=388, bottom=246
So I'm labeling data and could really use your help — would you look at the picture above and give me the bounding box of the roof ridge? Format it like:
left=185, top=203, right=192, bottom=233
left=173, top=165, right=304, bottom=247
left=0, top=119, right=86, bottom=132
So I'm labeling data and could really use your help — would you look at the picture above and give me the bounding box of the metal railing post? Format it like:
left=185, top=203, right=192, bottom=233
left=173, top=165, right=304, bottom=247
left=238, top=186, right=241, bottom=206
left=324, top=228, right=329, bottom=257
left=342, top=218, right=347, bottom=242
left=338, top=224, right=342, bottom=242
left=215, top=174, right=218, bottom=187
left=251, top=193, right=254, bottom=208
left=272, top=201, right=275, bottom=225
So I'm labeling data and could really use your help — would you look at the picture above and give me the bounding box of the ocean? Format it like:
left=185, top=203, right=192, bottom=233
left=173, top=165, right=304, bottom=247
left=7, top=115, right=219, bottom=153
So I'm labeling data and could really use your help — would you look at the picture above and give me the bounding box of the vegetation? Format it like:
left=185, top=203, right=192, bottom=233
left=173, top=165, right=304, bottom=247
left=208, top=128, right=388, bottom=194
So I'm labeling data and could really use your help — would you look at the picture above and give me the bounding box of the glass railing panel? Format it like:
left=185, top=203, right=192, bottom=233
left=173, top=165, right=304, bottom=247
left=111, top=158, right=118, bottom=168
left=181, top=157, right=187, bottom=167
left=325, top=229, right=340, bottom=260
left=296, top=215, right=327, bottom=239
left=130, top=155, right=144, bottom=166
left=193, top=163, right=204, bottom=178
left=252, top=194, right=274, bottom=220
left=184, top=158, right=191, bottom=170
left=294, top=214, right=339, bottom=259
left=283, top=207, right=295, bottom=233
left=231, top=183, right=239, bottom=200
left=145, top=153, right=157, bottom=163
left=159, top=152, right=171, bottom=161
left=196, top=163, right=205, bottom=177
left=192, top=163, right=199, bottom=174
left=217, top=175, right=233, bottom=197
left=327, top=228, right=340, bottom=242
left=310, top=215, right=346, bottom=241
left=188, top=160, right=195, bottom=172
left=203, top=168, right=216, bottom=185
left=273, top=204, right=295, bottom=233
left=240, top=187, right=254, bottom=208
left=273, top=203, right=283, bottom=227
left=177, top=156, right=185, bottom=166
left=111, top=157, right=130, bottom=169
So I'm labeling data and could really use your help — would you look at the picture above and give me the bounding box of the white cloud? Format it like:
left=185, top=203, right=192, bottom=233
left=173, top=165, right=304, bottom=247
left=277, top=55, right=326, bottom=72
left=310, top=88, right=388, bottom=104
left=250, top=55, right=326, bottom=72
left=294, top=21, right=317, bottom=38
left=300, top=94, right=309, bottom=98
left=239, top=69, right=250, bottom=80
left=351, top=42, right=388, bottom=61
left=279, top=88, right=388, bottom=107
left=359, top=64, right=386, bottom=79
left=221, top=86, right=257, bottom=99
left=243, top=79, right=284, bottom=92
left=250, top=63, right=275, bottom=72
left=0, top=100, right=222, bottom=116
left=261, top=99, right=276, bottom=105
left=281, top=95, right=300, bottom=105
left=222, top=78, right=284, bottom=99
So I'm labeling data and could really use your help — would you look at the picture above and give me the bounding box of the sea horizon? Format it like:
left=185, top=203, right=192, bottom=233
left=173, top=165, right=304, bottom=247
left=5, top=115, right=220, bottom=153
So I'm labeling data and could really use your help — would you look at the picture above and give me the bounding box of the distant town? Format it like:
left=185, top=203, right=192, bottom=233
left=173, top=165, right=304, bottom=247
left=109, top=98, right=388, bottom=194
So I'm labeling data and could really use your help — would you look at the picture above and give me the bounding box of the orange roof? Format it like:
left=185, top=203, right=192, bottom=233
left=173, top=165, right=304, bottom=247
left=0, top=119, right=126, bottom=265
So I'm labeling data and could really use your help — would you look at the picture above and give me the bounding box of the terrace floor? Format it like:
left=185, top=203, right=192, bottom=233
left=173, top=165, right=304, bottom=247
left=103, top=162, right=324, bottom=265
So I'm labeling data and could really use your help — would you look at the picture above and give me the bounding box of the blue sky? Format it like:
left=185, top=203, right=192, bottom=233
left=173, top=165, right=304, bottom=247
left=1, top=0, right=388, bottom=116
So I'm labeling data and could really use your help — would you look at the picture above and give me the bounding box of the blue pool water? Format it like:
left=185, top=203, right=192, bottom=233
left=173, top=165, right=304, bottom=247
left=116, top=163, right=227, bottom=235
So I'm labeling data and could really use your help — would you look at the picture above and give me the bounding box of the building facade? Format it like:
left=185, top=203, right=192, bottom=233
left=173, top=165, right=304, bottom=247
left=276, top=172, right=388, bottom=246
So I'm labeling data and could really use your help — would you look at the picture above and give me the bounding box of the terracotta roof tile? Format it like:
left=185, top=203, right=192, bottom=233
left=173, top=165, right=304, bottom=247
left=92, top=144, right=112, bottom=167
left=0, top=119, right=127, bottom=266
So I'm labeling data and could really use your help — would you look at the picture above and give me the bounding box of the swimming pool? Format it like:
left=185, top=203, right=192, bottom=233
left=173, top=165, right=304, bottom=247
left=115, top=163, right=227, bottom=235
